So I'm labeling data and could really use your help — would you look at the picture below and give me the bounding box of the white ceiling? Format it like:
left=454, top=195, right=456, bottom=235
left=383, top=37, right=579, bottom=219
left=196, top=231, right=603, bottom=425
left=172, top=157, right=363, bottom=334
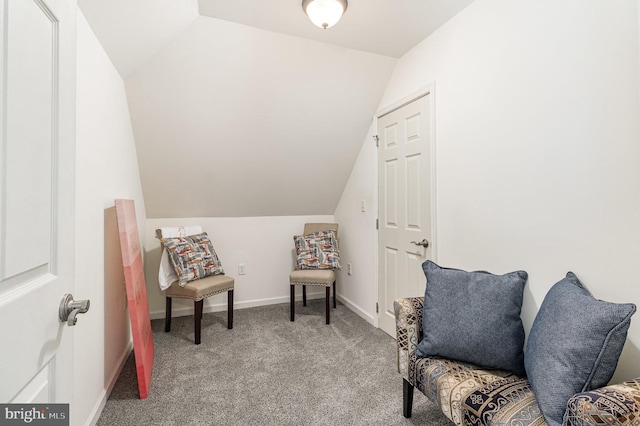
left=77, top=0, right=475, bottom=218
left=197, top=0, right=475, bottom=58
left=78, top=0, right=199, bottom=78
left=79, top=0, right=474, bottom=78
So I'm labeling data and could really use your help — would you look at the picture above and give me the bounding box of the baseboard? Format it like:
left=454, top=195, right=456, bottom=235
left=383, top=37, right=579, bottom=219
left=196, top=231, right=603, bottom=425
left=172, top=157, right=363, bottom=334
left=149, top=291, right=327, bottom=320
left=336, top=294, right=375, bottom=326
left=149, top=290, right=376, bottom=327
left=84, top=340, right=133, bottom=426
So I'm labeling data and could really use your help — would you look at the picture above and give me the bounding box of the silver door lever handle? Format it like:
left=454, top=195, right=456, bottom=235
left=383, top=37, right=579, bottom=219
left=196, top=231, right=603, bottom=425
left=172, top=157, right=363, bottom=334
left=59, top=294, right=90, bottom=326
left=410, top=239, right=430, bottom=248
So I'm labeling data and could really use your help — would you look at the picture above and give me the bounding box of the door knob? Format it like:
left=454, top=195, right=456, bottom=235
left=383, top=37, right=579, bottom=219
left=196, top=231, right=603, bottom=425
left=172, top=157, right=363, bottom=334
left=410, top=239, right=430, bottom=248
left=59, top=294, right=90, bottom=326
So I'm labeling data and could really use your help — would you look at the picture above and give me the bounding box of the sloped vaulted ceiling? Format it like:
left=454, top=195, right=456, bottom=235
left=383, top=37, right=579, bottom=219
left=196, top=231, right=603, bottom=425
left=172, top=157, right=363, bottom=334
left=126, top=16, right=396, bottom=217
left=79, top=0, right=474, bottom=218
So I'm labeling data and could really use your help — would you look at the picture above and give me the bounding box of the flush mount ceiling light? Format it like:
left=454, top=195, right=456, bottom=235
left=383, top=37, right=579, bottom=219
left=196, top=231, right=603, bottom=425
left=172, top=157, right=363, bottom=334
left=302, top=0, right=348, bottom=29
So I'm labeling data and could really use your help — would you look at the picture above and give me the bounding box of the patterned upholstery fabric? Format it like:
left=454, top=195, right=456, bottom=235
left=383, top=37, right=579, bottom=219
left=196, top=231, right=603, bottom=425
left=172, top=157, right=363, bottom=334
left=412, top=355, right=523, bottom=425
left=395, top=297, right=424, bottom=380
left=564, top=379, right=640, bottom=426
left=394, top=297, right=640, bottom=426
left=463, top=376, right=545, bottom=426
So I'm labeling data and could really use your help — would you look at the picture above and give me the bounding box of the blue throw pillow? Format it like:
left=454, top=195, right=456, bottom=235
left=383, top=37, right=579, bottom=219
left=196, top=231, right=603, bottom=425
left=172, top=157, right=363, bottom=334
left=525, top=272, right=636, bottom=426
left=416, top=261, right=528, bottom=377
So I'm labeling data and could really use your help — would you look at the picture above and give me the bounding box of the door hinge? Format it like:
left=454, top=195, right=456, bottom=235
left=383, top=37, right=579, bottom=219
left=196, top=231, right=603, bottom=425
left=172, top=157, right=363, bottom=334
left=376, top=302, right=379, bottom=314
left=373, top=135, right=379, bottom=147
left=376, top=218, right=379, bottom=230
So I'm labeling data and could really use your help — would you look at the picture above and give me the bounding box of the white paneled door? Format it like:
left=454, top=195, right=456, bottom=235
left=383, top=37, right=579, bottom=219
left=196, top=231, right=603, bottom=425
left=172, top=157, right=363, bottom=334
left=377, top=92, right=434, bottom=337
left=0, top=0, right=77, bottom=405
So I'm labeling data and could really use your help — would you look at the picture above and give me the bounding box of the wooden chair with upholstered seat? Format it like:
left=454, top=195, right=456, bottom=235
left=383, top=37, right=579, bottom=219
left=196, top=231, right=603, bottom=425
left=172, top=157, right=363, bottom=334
left=156, top=228, right=234, bottom=345
left=289, top=223, right=339, bottom=325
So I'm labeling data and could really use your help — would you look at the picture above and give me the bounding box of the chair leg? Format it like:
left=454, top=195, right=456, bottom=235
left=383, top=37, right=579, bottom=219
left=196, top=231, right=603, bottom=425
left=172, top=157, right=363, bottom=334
left=165, top=297, right=172, bottom=332
left=194, top=299, right=203, bottom=345
left=325, top=286, right=330, bottom=324
left=403, top=379, right=414, bottom=418
left=333, top=280, right=336, bottom=308
left=227, top=289, right=234, bottom=329
left=302, top=285, right=307, bottom=306
left=290, top=284, right=295, bottom=321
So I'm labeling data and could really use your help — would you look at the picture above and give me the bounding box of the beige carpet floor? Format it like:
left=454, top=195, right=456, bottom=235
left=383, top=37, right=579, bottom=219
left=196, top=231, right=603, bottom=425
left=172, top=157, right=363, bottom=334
left=97, top=299, right=453, bottom=425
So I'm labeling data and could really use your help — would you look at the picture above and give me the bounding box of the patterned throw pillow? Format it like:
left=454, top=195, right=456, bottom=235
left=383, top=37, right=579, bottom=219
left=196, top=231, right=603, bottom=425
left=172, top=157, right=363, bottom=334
left=294, top=230, right=341, bottom=270
left=161, top=232, right=224, bottom=286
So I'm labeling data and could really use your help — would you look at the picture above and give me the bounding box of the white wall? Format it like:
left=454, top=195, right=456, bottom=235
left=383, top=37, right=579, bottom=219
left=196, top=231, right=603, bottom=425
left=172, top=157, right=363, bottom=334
left=336, top=0, right=640, bottom=382
left=75, top=11, right=147, bottom=426
left=144, top=215, right=334, bottom=318
left=334, top=126, right=378, bottom=323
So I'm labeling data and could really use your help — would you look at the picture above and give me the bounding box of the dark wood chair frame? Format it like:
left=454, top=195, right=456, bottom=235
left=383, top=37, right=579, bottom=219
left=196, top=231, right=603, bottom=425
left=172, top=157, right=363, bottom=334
left=289, top=281, right=336, bottom=325
left=164, top=290, right=234, bottom=345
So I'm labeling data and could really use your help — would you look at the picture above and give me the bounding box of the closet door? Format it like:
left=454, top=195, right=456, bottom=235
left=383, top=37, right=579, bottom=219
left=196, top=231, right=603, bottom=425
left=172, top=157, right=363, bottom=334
left=377, top=91, right=434, bottom=337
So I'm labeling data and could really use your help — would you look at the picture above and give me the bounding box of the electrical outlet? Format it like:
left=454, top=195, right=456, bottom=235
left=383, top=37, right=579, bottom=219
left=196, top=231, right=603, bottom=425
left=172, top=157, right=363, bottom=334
left=360, top=200, right=366, bottom=212
left=238, top=263, right=246, bottom=275
left=347, top=263, right=352, bottom=275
